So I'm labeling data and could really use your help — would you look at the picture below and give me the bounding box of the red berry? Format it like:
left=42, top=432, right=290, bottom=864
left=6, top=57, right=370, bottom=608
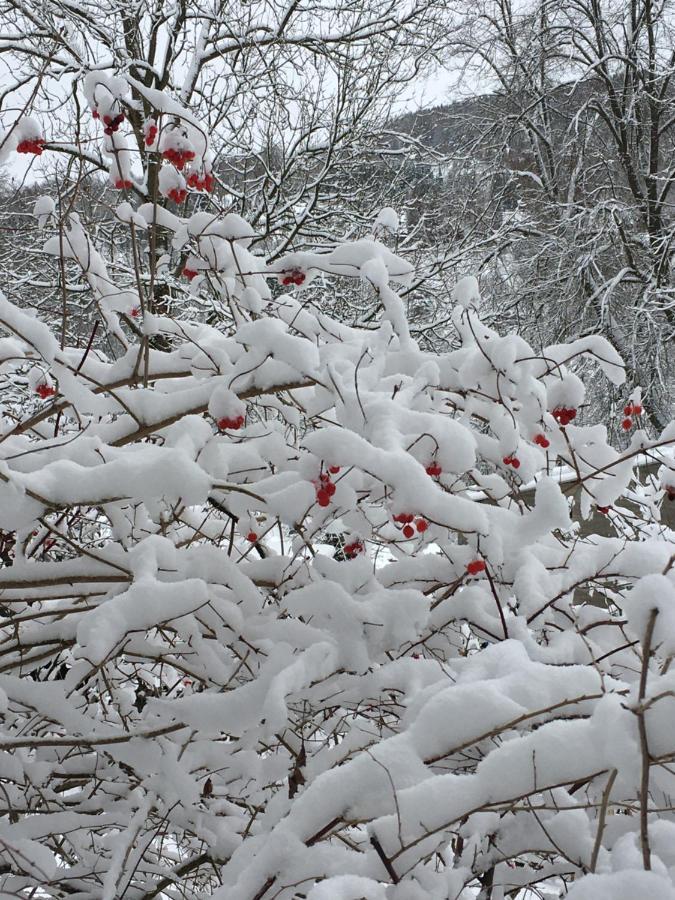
left=17, top=138, right=44, bottom=155
left=281, top=269, right=305, bottom=287
left=597, top=506, right=610, bottom=514
left=163, top=147, right=193, bottom=169
left=621, top=418, right=633, bottom=431
left=145, top=126, right=157, bottom=147
left=466, top=559, right=486, bottom=576
left=246, top=532, right=258, bottom=542
left=623, top=405, right=633, bottom=416
left=187, top=171, right=214, bottom=192
left=217, top=416, right=244, bottom=431
left=114, top=179, right=132, bottom=190
left=316, top=489, right=330, bottom=507
left=633, top=404, right=642, bottom=415
left=343, top=540, right=364, bottom=558
left=415, top=518, right=428, bottom=533
left=130, top=306, right=141, bottom=318
left=325, top=481, right=336, bottom=497
left=503, top=456, right=512, bottom=466
left=402, top=524, right=414, bottom=539
left=552, top=407, right=576, bottom=426
left=168, top=187, right=187, bottom=204
left=328, top=465, right=340, bottom=474
left=183, top=267, right=198, bottom=280
left=534, top=434, right=550, bottom=448
left=103, top=115, right=112, bottom=125
left=511, top=457, right=520, bottom=469
left=92, top=109, right=100, bottom=120
left=666, top=487, right=675, bottom=502
left=425, top=463, right=442, bottom=477
left=35, top=382, right=55, bottom=399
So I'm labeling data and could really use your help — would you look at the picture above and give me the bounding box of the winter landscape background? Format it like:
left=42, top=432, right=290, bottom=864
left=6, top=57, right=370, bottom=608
left=0, top=1, right=674, bottom=898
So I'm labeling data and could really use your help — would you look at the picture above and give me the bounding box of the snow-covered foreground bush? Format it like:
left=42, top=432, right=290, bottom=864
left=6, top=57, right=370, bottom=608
left=1, top=223, right=674, bottom=900
left=1, top=82, right=675, bottom=900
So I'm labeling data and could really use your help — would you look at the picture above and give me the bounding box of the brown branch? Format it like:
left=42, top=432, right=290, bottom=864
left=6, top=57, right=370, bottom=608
left=369, top=833, right=399, bottom=884
left=637, top=607, right=658, bottom=870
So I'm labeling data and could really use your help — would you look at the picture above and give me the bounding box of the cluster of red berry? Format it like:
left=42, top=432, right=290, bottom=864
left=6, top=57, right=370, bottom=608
left=145, top=122, right=158, bottom=146
left=217, top=415, right=245, bottom=431
left=280, top=270, right=306, bottom=287
left=502, top=455, right=521, bottom=469
left=620, top=402, right=642, bottom=431
left=343, top=540, right=364, bottom=559
left=393, top=513, right=428, bottom=538
left=533, top=433, right=550, bottom=449
left=162, top=147, right=195, bottom=170
left=315, top=472, right=337, bottom=507
left=17, top=138, right=45, bottom=155
left=187, top=171, right=214, bottom=192
left=182, top=267, right=198, bottom=280
left=168, top=187, right=187, bottom=204
left=35, top=383, right=56, bottom=399
left=466, top=559, right=486, bottom=576
left=114, top=179, right=133, bottom=190
left=552, top=406, right=577, bottom=426
left=103, top=112, right=125, bottom=135
left=425, top=461, right=442, bottom=477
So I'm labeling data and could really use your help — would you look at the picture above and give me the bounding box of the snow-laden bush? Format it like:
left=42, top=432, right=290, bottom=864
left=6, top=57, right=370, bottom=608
left=1, top=80, right=675, bottom=900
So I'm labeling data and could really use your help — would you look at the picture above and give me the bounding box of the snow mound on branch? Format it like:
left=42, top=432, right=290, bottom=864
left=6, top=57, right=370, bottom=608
left=566, top=871, right=675, bottom=900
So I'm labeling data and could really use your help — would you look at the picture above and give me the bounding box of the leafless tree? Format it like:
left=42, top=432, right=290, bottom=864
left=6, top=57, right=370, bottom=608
left=438, top=0, right=675, bottom=429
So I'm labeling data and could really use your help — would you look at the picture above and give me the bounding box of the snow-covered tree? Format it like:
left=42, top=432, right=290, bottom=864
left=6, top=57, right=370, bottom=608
left=0, top=0, right=448, bottom=252
left=435, top=0, right=675, bottom=431
left=0, top=16, right=675, bottom=900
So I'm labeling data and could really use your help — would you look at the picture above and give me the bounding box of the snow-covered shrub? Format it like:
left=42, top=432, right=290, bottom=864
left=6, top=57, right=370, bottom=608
left=0, top=215, right=674, bottom=898
left=0, top=68, right=674, bottom=900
